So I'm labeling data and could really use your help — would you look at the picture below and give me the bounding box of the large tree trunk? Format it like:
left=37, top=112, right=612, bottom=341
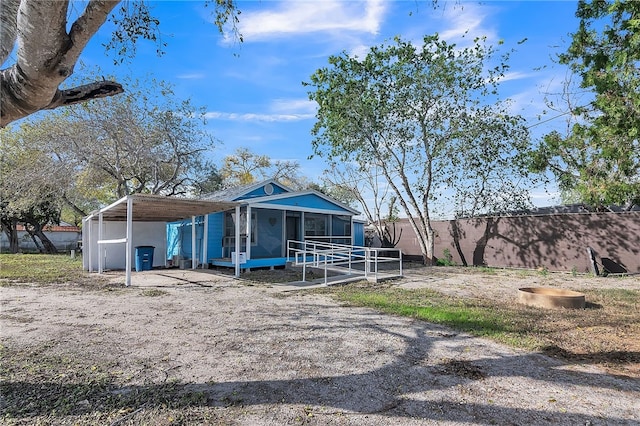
left=1, top=219, right=20, bottom=253
left=424, top=224, right=435, bottom=265
left=0, top=0, right=123, bottom=127
left=24, top=222, right=58, bottom=254
left=26, top=227, right=44, bottom=253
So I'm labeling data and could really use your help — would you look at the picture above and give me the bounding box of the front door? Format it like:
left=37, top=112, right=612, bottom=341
left=286, top=215, right=300, bottom=243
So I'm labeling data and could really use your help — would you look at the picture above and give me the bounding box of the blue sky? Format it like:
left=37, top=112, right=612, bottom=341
left=78, top=0, right=581, bottom=208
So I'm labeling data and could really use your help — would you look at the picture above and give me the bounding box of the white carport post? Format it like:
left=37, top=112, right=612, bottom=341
left=246, top=205, right=251, bottom=261
left=98, top=213, right=104, bottom=273
left=202, top=214, right=208, bottom=268
left=84, top=215, right=93, bottom=272
left=234, top=205, right=241, bottom=278
left=191, top=215, right=196, bottom=269
left=125, top=197, right=133, bottom=287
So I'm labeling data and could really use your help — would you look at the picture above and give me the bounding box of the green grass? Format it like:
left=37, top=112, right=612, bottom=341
left=0, top=253, right=89, bottom=285
left=582, top=288, right=640, bottom=308
left=322, top=284, right=640, bottom=355
left=343, top=291, right=508, bottom=334
left=326, top=286, right=542, bottom=348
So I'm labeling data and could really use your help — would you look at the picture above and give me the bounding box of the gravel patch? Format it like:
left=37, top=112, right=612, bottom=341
left=1, top=267, right=639, bottom=425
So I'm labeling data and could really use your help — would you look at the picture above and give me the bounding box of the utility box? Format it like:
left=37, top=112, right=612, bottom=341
left=231, top=251, right=247, bottom=265
left=135, top=246, right=155, bottom=271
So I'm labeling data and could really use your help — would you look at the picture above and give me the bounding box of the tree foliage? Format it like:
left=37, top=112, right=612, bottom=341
left=0, top=129, right=66, bottom=253
left=307, top=35, right=532, bottom=263
left=220, top=147, right=302, bottom=189
left=44, top=77, right=217, bottom=199
left=530, top=0, right=640, bottom=209
left=1, top=77, right=218, bottom=251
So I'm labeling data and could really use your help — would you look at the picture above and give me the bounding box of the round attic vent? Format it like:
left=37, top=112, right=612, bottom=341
left=264, top=183, right=274, bottom=195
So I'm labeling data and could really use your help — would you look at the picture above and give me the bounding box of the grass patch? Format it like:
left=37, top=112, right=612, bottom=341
left=0, top=344, right=220, bottom=424
left=325, top=286, right=543, bottom=349
left=318, top=283, right=640, bottom=373
left=583, top=288, right=640, bottom=306
left=140, top=289, right=169, bottom=297
left=0, top=253, right=107, bottom=287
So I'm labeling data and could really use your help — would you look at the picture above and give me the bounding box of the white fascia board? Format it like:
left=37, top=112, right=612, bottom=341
left=249, top=202, right=355, bottom=216
left=246, top=190, right=360, bottom=215
left=84, top=195, right=129, bottom=221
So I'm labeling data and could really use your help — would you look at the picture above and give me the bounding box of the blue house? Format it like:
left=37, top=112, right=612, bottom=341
left=167, top=180, right=364, bottom=272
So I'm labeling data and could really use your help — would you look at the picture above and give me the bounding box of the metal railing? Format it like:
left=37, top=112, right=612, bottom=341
left=287, top=239, right=403, bottom=284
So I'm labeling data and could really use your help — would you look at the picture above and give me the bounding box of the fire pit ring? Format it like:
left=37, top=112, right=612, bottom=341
left=518, top=287, right=586, bottom=309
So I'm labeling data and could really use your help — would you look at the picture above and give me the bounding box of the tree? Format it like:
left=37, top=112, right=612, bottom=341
left=193, top=168, right=225, bottom=196
left=321, top=162, right=400, bottom=248
left=0, top=76, right=218, bottom=252
left=0, top=0, right=239, bottom=127
left=307, top=35, right=532, bottom=264
left=220, top=147, right=302, bottom=188
left=40, top=77, right=217, bottom=200
left=0, top=128, right=66, bottom=253
left=529, top=0, right=640, bottom=209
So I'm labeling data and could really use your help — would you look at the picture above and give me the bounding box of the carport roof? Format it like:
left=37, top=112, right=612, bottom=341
left=85, top=194, right=238, bottom=222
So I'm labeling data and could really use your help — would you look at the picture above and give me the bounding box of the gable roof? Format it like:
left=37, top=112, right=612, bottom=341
left=202, top=179, right=293, bottom=202
left=201, top=179, right=360, bottom=216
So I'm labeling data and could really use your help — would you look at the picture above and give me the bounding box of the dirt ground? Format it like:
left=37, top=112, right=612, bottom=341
left=1, top=266, right=639, bottom=425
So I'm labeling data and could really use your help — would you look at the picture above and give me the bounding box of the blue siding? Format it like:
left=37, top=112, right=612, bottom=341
left=207, top=212, right=224, bottom=260
left=354, top=222, right=365, bottom=246
left=264, top=194, right=352, bottom=213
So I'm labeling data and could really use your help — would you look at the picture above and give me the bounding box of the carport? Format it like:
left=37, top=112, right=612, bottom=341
left=82, top=194, right=238, bottom=286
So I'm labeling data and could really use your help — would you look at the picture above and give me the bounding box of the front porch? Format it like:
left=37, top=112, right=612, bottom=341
left=209, top=256, right=290, bottom=271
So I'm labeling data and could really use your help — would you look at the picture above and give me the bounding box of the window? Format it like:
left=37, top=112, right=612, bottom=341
left=224, top=210, right=257, bottom=245
left=304, top=214, right=327, bottom=237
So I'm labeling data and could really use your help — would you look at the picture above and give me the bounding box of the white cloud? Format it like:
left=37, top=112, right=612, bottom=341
left=176, top=72, right=205, bottom=80
left=438, top=3, right=498, bottom=45
left=204, top=111, right=314, bottom=122
left=206, top=97, right=316, bottom=122
left=499, top=71, right=534, bottom=83
left=231, top=0, right=387, bottom=41
left=349, top=44, right=371, bottom=59
left=270, top=98, right=317, bottom=115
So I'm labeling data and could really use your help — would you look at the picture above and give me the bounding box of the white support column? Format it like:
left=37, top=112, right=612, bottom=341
left=350, top=217, right=354, bottom=246
left=85, top=216, right=93, bottom=272
left=202, top=214, right=208, bottom=269
left=98, top=213, right=104, bottom=274
left=125, top=197, right=133, bottom=286
left=234, top=205, right=241, bottom=278
left=282, top=210, right=287, bottom=257
left=246, top=205, right=252, bottom=260
left=191, top=215, right=196, bottom=270
left=301, top=211, right=305, bottom=242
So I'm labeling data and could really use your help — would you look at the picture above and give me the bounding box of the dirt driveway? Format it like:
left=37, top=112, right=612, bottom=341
left=1, top=267, right=639, bottom=425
